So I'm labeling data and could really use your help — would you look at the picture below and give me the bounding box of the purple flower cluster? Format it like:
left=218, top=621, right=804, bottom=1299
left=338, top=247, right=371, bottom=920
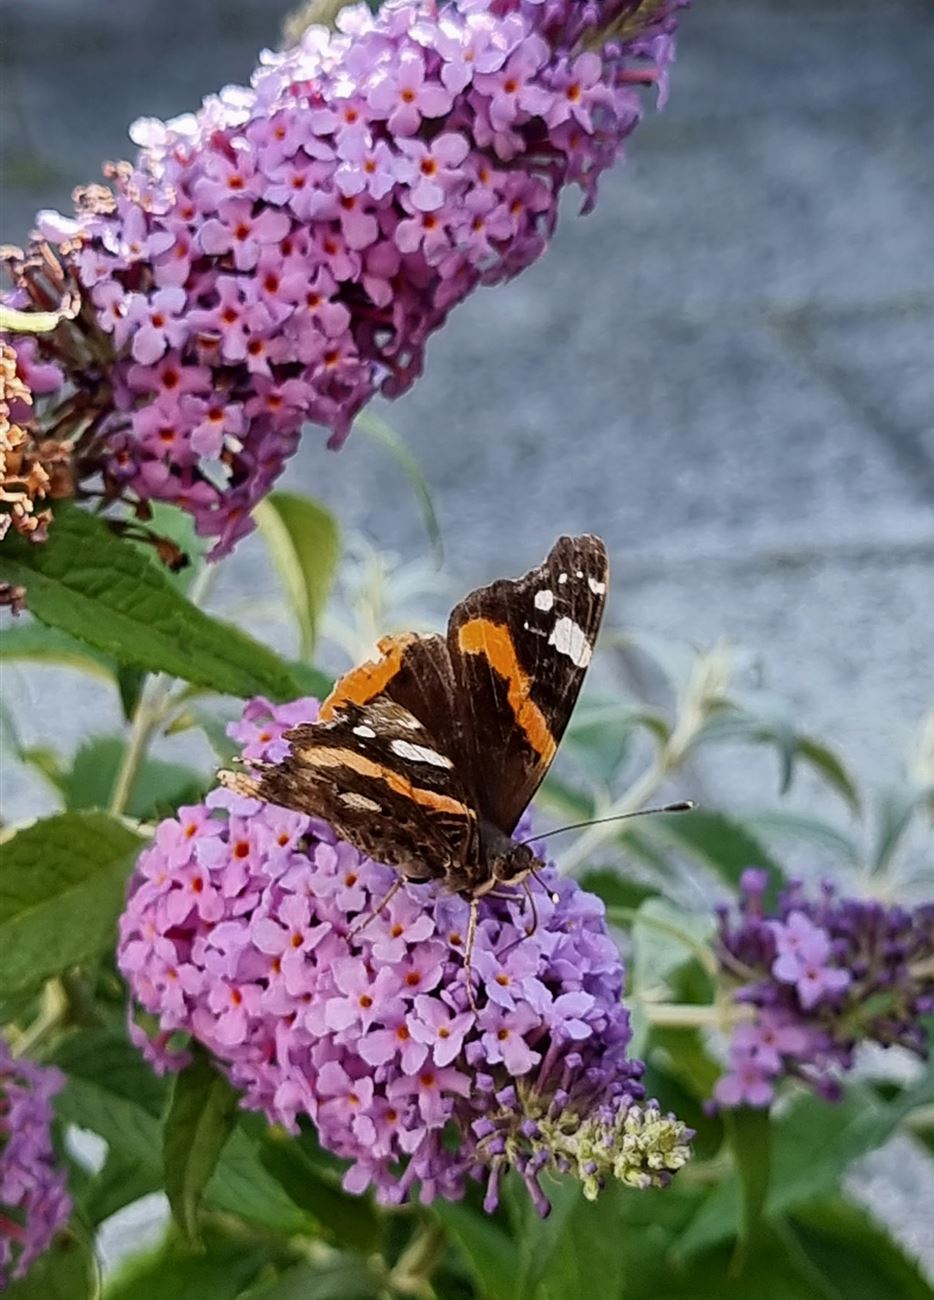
left=0, top=1039, right=72, bottom=1286
left=118, top=696, right=691, bottom=1211
left=13, top=0, right=687, bottom=555
left=713, top=869, right=934, bottom=1109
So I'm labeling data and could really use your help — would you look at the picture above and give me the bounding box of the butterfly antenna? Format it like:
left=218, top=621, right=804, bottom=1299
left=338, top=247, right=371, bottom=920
left=519, top=800, right=695, bottom=846
left=530, top=866, right=561, bottom=906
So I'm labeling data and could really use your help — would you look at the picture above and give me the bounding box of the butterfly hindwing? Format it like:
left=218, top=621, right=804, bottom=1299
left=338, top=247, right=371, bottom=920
left=446, top=534, right=608, bottom=833
left=255, top=697, right=478, bottom=881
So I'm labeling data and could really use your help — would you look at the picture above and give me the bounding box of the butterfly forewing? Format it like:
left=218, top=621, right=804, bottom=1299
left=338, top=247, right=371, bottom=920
left=446, top=534, right=608, bottom=833
left=255, top=697, right=479, bottom=880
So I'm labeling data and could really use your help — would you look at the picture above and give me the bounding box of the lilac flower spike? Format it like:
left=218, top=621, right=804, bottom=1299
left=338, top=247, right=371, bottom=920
left=5, top=0, right=689, bottom=556
left=119, top=696, right=692, bottom=1213
left=0, top=1039, right=72, bottom=1286
left=714, top=873, right=934, bottom=1109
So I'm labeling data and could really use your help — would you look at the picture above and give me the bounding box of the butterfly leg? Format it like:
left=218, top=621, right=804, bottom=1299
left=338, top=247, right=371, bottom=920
left=348, top=876, right=405, bottom=938
left=462, top=896, right=480, bottom=1015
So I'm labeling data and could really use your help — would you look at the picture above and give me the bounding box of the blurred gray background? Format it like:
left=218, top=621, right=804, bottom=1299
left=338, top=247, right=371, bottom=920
left=2, top=0, right=933, bottom=1273
left=2, top=0, right=933, bottom=812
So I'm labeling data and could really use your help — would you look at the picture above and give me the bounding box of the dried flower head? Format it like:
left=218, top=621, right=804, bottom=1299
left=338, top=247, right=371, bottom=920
left=119, top=695, right=692, bottom=1212
left=0, top=340, right=70, bottom=550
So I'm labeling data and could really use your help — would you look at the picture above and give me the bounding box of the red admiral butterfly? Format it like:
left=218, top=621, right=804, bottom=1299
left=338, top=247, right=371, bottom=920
left=221, top=535, right=661, bottom=987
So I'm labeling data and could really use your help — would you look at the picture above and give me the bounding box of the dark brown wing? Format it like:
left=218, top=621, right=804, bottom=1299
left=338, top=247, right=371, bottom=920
left=238, top=696, right=478, bottom=881
left=446, top=534, right=609, bottom=833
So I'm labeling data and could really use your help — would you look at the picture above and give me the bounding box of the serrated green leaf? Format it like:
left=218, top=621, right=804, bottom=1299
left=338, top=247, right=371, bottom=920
left=61, top=735, right=207, bottom=821
left=164, top=1050, right=240, bottom=1245
left=639, top=809, right=786, bottom=898
left=0, top=620, right=117, bottom=682
left=0, top=503, right=304, bottom=701
left=0, top=813, right=144, bottom=994
left=255, top=493, right=340, bottom=658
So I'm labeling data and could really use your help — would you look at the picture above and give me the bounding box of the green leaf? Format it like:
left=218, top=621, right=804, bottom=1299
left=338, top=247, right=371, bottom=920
left=794, top=738, right=861, bottom=815
left=630, top=898, right=715, bottom=995
left=61, top=736, right=208, bottom=820
left=164, top=1049, right=240, bottom=1245
left=4, top=1229, right=97, bottom=1300
left=205, top=1126, right=311, bottom=1236
left=0, top=620, right=117, bottom=682
left=258, top=1127, right=382, bottom=1251
left=243, top=1259, right=379, bottom=1300
left=432, top=1199, right=520, bottom=1300
left=0, top=813, right=144, bottom=994
left=81, top=1149, right=163, bottom=1226
left=355, top=411, right=443, bottom=562
left=788, top=1198, right=934, bottom=1300
left=677, top=1072, right=934, bottom=1258
left=872, top=782, right=922, bottom=874
left=0, top=503, right=304, bottom=701
left=743, top=810, right=860, bottom=867
left=723, top=1107, right=771, bottom=1265
left=255, top=492, right=340, bottom=658
left=116, top=665, right=147, bottom=721
left=104, top=1227, right=273, bottom=1300
left=50, top=1028, right=166, bottom=1168
left=639, top=809, right=786, bottom=897
left=579, top=867, right=655, bottom=912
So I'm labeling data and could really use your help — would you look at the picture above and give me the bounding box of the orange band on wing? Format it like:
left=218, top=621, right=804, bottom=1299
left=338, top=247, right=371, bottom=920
left=320, top=633, right=418, bottom=721
left=294, top=745, right=471, bottom=818
left=457, top=618, right=556, bottom=762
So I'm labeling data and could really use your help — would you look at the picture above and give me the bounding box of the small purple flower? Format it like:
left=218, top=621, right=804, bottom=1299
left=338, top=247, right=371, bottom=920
left=0, top=1040, right=72, bottom=1286
left=713, top=872, right=934, bottom=1109
left=118, top=696, right=692, bottom=1214
left=7, top=0, right=688, bottom=556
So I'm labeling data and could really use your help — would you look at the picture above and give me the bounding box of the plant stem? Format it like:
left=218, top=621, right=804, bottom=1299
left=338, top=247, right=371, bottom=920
left=389, top=1220, right=445, bottom=1297
left=11, top=980, right=67, bottom=1058
left=606, top=905, right=718, bottom=977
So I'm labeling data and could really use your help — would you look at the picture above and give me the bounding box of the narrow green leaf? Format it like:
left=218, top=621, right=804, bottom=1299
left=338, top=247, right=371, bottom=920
left=0, top=503, right=304, bottom=701
left=872, top=782, right=922, bottom=874
left=630, top=898, right=716, bottom=995
left=579, top=867, right=655, bottom=912
left=0, top=813, right=144, bottom=994
left=723, top=1107, right=771, bottom=1265
left=62, top=736, right=208, bottom=821
left=794, top=738, right=861, bottom=814
left=116, top=665, right=147, bottom=721
left=255, top=492, right=340, bottom=658
left=639, top=809, right=786, bottom=897
left=743, top=810, right=860, bottom=867
left=164, top=1049, right=240, bottom=1245
left=355, top=411, right=443, bottom=562
left=431, top=1199, right=520, bottom=1300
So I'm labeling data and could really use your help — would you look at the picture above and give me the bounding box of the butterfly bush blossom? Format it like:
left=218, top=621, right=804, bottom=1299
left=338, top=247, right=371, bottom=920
left=0, top=1039, right=72, bottom=1286
left=3, top=0, right=688, bottom=556
left=713, top=869, right=934, bottom=1109
left=118, top=696, right=692, bottom=1213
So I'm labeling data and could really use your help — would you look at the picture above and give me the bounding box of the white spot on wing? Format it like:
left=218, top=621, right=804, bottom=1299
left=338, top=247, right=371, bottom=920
left=575, top=570, right=584, bottom=579
left=588, top=578, right=606, bottom=595
left=353, top=724, right=377, bottom=739
left=558, top=572, right=569, bottom=584
left=390, top=739, right=453, bottom=768
left=548, top=617, right=592, bottom=668
left=534, top=589, right=555, bottom=612
left=339, top=792, right=381, bottom=812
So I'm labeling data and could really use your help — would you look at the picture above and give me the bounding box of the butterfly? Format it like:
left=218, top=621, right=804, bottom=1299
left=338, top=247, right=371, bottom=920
left=220, top=534, right=609, bottom=990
